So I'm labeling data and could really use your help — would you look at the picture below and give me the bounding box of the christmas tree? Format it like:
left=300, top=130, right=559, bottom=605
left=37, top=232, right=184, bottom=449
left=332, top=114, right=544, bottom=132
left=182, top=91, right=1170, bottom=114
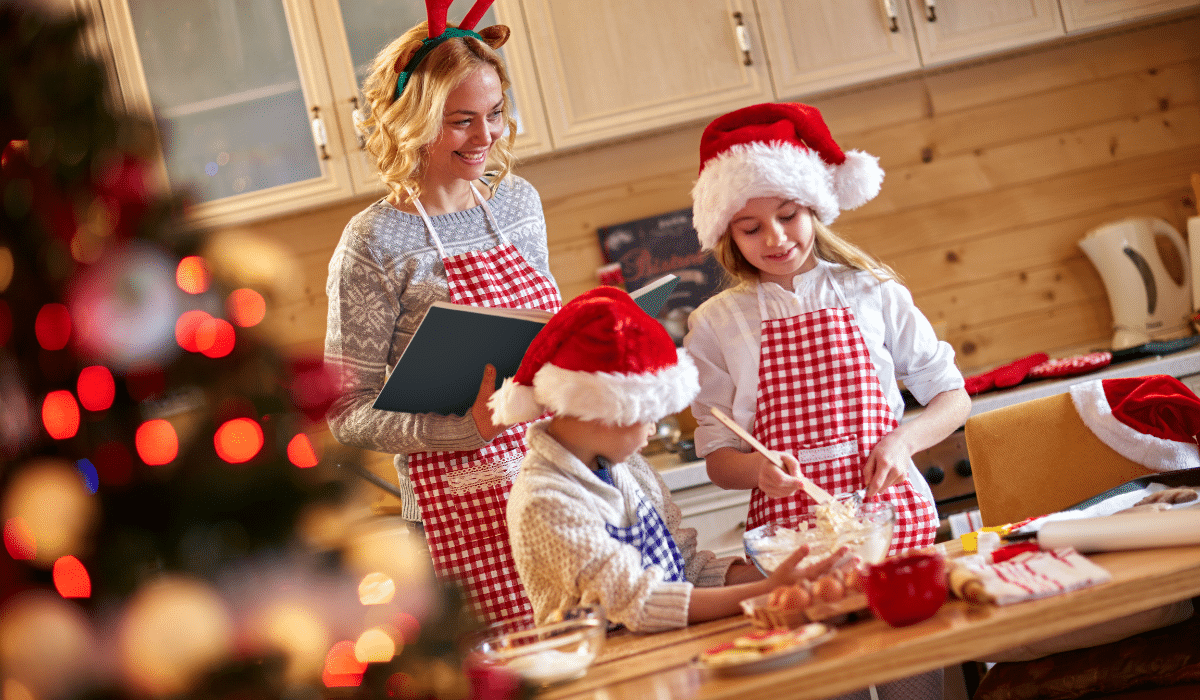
left=0, top=4, right=524, bottom=698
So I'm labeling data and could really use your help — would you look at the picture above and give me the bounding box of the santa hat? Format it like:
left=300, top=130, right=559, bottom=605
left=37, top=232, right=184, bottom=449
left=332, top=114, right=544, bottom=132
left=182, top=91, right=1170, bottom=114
left=1069, top=375, right=1200, bottom=471
left=690, top=102, right=884, bottom=251
left=488, top=286, right=699, bottom=426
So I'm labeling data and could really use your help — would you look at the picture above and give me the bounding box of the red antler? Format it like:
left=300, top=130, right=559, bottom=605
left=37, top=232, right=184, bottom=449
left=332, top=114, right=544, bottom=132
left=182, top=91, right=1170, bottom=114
left=425, top=0, right=452, bottom=37
left=458, top=0, right=496, bottom=30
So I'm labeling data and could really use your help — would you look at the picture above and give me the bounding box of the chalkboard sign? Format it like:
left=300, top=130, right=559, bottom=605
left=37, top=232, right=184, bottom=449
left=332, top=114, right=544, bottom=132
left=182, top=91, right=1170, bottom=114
left=597, top=207, right=725, bottom=344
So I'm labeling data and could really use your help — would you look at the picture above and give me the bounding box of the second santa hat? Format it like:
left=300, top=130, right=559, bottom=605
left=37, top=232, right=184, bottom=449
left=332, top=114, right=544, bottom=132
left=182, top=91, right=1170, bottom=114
left=1071, top=374, right=1200, bottom=471
left=489, top=286, right=699, bottom=426
left=691, top=102, right=884, bottom=251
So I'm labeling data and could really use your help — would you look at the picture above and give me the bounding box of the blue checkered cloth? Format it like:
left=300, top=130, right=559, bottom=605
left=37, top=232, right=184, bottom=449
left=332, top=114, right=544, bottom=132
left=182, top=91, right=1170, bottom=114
left=595, top=459, right=686, bottom=583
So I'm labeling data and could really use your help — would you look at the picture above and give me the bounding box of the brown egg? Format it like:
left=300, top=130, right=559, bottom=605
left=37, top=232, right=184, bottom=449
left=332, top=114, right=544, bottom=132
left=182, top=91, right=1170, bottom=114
left=814, top=575, right=845, bottom=603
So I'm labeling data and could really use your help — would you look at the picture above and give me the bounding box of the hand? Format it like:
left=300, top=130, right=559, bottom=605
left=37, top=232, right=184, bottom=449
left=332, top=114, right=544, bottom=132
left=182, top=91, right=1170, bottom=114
left=766, top=543, right=850, bottom=588
left=861, top=431, right=911, bottom=499
left=757, top=450, right=806, bottom=499
left=471, top=364, right=508, bottom=442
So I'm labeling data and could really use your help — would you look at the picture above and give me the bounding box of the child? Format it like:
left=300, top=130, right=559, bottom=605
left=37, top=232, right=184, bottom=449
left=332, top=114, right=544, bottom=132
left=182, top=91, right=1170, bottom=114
left=490, top=287, right=845, bottom=633
left=685, top=102, right=968, bottom=698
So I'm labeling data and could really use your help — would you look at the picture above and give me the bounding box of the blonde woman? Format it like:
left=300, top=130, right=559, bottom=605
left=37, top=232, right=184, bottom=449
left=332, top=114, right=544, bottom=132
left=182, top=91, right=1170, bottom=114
left=324, top=0, right=559, bottom=628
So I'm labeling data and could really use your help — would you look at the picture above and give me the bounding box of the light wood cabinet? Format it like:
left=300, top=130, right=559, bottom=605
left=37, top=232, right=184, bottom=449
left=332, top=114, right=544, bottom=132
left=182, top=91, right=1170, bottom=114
left=673, top=482, right=752, bottom=561
left=1058, top=0, right=1199, bottom=31
left=88, top=0, right=551, bottom=228
left=905, top=0, right=1065, bottom=66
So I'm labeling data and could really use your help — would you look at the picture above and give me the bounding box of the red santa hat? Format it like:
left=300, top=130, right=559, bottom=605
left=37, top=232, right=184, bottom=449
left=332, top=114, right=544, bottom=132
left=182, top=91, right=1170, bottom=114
left=691, top=102, right=884, bottom=251
left=488, top=286, right=699, bottom=426
left=1069, top=374, right=1200, bottom=471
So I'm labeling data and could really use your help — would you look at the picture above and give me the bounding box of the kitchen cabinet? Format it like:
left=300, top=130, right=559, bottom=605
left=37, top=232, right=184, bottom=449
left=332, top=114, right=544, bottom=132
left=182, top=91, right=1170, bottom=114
left=89, top=0, right=551, bottom=228
left=673, top=482, right=752, bottom=561
left=904, top=0, right=1064, bottom=66
left=1058, top=0, right=1200, bottom=31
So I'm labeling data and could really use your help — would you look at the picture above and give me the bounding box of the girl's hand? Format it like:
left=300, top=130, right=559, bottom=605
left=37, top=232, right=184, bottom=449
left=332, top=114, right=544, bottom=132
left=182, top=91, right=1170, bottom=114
left=766, top=544, right=850, bottom=588
left=757, top=450, right=806, bottom=498
left=471, top=364, right=508, bottom=442
left=861, top=431, right=911, bottom=499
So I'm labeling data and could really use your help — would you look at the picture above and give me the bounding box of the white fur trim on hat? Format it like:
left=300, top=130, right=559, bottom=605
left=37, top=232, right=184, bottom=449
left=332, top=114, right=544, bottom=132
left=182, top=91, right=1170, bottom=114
left=507, top=348, right=699, bottom=426
left=489, top=376, right=541, bottom=426
left=1070, top=380, right=1200, bottom=471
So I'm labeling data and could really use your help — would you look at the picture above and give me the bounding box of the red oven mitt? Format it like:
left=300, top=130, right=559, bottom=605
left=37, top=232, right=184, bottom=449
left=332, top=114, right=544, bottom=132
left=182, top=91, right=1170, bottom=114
left=1027, top=351, right=1112, bottom=380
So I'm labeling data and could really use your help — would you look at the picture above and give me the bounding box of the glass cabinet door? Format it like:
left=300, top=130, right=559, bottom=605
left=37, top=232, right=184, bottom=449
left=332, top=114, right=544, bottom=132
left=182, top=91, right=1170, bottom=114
left=97, top=0, right=354, bottom=227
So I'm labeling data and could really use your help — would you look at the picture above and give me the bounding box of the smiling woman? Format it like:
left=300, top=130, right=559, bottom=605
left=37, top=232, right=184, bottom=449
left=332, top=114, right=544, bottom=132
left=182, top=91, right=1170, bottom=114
left=322, top=0, right=560, bottom=630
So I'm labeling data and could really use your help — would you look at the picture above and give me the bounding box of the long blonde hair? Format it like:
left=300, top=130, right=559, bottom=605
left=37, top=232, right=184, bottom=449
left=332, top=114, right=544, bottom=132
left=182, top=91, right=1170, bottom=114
left=359, top=21, right=518, bottom=205
left=712, top=213, right=900, bottom=287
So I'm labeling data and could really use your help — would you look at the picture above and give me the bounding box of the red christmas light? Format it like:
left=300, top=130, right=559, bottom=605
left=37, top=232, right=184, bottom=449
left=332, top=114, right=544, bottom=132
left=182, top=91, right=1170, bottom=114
left=174, top=310, right=212, bottom=353
left=196, top=317, right=236, bottom=358
left=53, top=555, right=91, bottom=598
left=35, top=303, right=72, bottom=351
left=3, top=518, right=36, bottom=560
left=175, top=256, right=210, bottom=294
left=227, top=288, right=266, bottom=327
left=286, top=433, right=320, bottom=468
left=42, top=390, right=80, bottom=439
left=135, top=419, right=178, bottom=466
left=214, top=418, right=263, bottom=464
left=77, top=365, right=116, bottom=411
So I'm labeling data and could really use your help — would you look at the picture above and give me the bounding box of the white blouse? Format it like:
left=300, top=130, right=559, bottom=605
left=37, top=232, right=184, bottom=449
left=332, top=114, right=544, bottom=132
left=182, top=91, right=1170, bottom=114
left=684, top=261, right=964, bottom=498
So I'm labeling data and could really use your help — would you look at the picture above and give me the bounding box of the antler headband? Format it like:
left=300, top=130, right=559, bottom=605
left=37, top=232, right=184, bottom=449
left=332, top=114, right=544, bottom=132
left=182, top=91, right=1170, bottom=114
left=393, top=0, right=508, bottom=100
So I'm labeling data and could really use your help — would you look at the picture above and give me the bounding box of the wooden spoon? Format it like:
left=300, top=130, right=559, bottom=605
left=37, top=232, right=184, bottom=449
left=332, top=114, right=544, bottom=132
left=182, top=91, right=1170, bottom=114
left=709, top=407, right=834, bottom=504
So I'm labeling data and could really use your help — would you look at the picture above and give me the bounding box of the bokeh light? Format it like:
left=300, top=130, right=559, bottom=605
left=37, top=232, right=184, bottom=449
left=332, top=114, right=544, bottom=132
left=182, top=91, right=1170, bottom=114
left=195, top=317, right=235, bottom=358
left=174, top=310, right=212, bottom=353
left=2, top=459, right=97, bottom=566
left=227, top=288, right=266, bottom=327
left=42, top=390, right=80, bottom=439
left=175, top=256, right=209, bottom=294
left=77, top=365, right=115, bottom=411
left=287, top=432, right=320, bottom=468
left=354, top=628, right=396, bottom=663
left=250, top=602, right=331, bottom=687
left=75, top=459, right=99, bottom=494
left=52, top=555, right=91, bottom=598
left=35, top=303, right=71, bottom=351
left=135, top=419, right=179, bottom=466
left=4, top=517, right=36, bottom=560
left=214, top=417, right=263, bottom=464
left=358, top=572, right=396, bottom=606
left=321, top=640, right=365, bottom=688
left=0, top=299, right=11, bottom=347
left=0, top=591, right=98, bottom=699
left=0, top=245, right=13, bottom=292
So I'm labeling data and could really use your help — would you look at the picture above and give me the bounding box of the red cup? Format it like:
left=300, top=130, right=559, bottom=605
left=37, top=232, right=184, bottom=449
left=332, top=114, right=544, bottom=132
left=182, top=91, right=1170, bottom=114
left=864, top=553, right=948, bottom=627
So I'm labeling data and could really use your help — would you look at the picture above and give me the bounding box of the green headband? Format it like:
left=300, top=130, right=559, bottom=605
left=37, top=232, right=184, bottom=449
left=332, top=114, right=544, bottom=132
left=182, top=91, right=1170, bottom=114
left=393, top=27, right=483, bottom=100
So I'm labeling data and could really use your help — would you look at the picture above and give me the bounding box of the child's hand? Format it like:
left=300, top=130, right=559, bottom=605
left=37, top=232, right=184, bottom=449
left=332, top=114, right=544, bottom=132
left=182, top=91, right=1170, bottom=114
left=757, top=450, right=807, bottom=498
left=861, top=432, right=910, bottom=499
left=766, top=544, right=850, bottom=588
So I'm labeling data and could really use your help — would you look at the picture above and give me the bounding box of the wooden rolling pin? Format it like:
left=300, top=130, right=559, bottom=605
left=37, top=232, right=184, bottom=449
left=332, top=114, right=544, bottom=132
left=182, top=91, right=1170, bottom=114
left=709, top=407, right=834, bottom=504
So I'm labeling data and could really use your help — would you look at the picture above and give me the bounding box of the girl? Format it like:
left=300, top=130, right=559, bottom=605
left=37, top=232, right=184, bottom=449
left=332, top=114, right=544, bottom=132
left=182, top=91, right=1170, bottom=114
left=685, top=103, right=970, bottom=698
left=324, top=0, right=559, bottom=628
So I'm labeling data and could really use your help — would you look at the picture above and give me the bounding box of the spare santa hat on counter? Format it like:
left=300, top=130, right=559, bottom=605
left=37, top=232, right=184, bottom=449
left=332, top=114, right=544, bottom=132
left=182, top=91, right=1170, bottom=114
left=1070, top=375, right=1200, bottom=472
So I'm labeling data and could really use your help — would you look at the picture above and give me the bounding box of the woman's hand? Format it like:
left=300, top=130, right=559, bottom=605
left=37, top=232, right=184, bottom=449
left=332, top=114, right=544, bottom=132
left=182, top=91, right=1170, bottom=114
left=757, top=450, right=806, bottom=499
left=471, top=364, right=508, bottom=442
left=861, top=431, right=911, bottom=499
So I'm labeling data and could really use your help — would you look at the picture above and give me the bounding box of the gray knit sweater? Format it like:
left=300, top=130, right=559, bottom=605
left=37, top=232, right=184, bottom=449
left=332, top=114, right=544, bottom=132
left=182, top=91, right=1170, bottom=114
left=324, top=175, right=558, bottom=520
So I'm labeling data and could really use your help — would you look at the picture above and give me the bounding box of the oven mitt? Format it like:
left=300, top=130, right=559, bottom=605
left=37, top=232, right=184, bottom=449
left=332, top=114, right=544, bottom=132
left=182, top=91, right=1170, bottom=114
left=964, top=352, right=1050, bottom=395
left=1027, top=351, right=1112, bottom=380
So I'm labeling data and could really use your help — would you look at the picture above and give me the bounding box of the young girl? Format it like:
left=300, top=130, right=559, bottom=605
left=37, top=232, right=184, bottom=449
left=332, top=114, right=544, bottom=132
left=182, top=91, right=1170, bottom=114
left=491, top=287, right=847, bottom=633
left=685, top=102, right=969, bottom=697
left=324, top=0, right=559, bottom=628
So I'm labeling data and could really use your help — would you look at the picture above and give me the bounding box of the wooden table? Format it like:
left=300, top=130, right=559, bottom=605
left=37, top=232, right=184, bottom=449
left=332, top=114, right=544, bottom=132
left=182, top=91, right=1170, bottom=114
left=538, top=544, right=1200, bottom=700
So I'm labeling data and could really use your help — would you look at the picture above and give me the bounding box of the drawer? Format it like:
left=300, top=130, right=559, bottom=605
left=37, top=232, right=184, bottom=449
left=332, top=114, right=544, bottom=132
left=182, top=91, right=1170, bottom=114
left=672, top=483, right=752, bottom=560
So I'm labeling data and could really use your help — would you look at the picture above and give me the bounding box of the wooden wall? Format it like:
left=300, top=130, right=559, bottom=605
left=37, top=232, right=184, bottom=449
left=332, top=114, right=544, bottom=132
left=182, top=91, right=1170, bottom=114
left=232, top=11, right=1200, bottom=378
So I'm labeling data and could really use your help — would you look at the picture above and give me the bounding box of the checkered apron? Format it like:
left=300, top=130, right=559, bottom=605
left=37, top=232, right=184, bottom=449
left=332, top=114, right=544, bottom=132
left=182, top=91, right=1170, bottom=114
left=407, top=185, right=561, bottom=627
left=596, top=461, right=686, bottom=582
left=745, top=282, right=937, bottom=555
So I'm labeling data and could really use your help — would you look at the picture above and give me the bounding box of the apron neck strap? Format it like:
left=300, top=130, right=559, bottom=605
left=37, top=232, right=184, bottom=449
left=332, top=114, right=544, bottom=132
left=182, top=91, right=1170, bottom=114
left=411, top=182, right=505, bottom=260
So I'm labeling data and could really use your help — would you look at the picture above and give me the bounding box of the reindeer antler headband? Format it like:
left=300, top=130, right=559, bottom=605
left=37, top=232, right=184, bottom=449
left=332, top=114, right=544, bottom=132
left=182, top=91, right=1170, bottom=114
left=393, top=0, right=509, bottom=100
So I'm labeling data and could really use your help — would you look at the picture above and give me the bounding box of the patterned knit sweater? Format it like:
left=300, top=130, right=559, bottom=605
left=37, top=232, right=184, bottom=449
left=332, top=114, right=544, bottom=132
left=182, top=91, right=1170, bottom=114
left=324, top=175, right=558, bottom=521
left=508, top=421, right=738, bottom=633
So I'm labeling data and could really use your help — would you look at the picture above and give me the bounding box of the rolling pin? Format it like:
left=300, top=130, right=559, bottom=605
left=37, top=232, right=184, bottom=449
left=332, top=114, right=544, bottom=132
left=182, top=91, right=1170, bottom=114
left=1005, top=508, right=1200, bottom=553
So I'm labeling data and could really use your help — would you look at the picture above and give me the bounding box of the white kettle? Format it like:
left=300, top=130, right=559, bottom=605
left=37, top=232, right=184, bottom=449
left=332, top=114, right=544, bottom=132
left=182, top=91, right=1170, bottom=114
left=1079, top=216, right=1193, bottom=350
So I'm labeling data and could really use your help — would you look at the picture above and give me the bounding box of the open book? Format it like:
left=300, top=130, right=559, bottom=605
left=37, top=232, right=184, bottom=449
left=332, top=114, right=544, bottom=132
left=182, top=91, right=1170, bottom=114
left=373, top=274, right=679, bottom=416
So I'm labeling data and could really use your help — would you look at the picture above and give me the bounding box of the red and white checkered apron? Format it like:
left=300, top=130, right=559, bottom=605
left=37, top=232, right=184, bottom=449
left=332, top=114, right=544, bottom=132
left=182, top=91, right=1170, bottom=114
left=407, top=186, right=561, bottom=627
left=746, top=283, right=937, bottom=555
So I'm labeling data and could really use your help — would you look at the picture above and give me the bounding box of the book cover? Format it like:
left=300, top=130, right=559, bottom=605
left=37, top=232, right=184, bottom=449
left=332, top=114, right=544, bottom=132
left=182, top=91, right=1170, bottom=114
left=372, top=275, right=678, bottom=415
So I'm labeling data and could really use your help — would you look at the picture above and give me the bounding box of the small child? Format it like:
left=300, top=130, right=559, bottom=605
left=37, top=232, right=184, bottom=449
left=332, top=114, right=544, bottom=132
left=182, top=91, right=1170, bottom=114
left=490, top=286, right=843, bottom=633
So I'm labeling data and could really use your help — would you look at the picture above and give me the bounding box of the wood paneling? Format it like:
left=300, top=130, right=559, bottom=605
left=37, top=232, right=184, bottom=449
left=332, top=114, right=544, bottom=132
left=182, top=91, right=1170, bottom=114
left=228, top=11, right=1200, bottom=378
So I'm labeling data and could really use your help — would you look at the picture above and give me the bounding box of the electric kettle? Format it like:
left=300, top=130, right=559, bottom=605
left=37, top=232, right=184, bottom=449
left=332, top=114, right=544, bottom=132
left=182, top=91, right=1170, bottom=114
left=1079, top=216, right=1193, bottom=350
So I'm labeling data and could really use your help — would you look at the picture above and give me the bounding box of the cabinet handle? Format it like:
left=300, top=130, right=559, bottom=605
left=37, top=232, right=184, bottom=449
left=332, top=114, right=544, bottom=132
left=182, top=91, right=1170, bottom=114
left=924, top=0, right=937, bottom=22
left=880, top=0, right=900, bottom=32
left=731, top=12, right=752, bottom=66
left=350, top=97, right=367, bottom=151
left=310, top=106, right=330, bottom=161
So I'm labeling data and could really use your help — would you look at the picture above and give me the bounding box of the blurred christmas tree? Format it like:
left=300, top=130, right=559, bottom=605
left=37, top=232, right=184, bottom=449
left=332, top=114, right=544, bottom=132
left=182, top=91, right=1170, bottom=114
left=0, top=3, right=524, bottom=698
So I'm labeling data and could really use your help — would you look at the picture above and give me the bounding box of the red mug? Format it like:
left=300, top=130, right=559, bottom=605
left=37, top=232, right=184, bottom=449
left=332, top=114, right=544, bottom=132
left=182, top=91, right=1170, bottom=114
left=864, top=553, right=948, bottom=627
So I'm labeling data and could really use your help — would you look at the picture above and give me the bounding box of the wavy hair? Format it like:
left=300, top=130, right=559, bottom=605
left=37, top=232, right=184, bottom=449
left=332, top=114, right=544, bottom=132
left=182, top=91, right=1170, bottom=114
left=359, top=21, right=517, bottom=205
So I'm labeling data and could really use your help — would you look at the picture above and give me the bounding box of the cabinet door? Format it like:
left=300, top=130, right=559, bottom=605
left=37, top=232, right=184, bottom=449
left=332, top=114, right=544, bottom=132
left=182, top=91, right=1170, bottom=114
left=673, top=483, right=752, bottom=560
left=518, top=0, right=774, bottom=150
left=311, top=0, right=553, bottom=198
left=96, top=0, right=354, bottom=228
left=1058, top=0, right=1199, bottom=31
left=754, top=0, right=923, bottom=101
left=906, top=0, right=1064, bottom=66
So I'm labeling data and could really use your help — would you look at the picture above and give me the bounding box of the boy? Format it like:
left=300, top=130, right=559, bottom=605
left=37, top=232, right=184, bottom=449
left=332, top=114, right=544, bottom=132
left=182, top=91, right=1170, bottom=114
left=490, top=287, right=842, bottom=632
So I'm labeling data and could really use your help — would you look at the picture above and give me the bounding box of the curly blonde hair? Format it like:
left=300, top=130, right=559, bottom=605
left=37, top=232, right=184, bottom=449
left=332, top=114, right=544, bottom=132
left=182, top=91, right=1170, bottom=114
left=359, top=21, right=518, bottom=205
left=712, top=212, right=899, bottom=287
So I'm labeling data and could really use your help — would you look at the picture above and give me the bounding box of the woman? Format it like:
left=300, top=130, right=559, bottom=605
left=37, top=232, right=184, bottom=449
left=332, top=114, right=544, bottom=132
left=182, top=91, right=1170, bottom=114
left=324, top=0, right=559, bottom=628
